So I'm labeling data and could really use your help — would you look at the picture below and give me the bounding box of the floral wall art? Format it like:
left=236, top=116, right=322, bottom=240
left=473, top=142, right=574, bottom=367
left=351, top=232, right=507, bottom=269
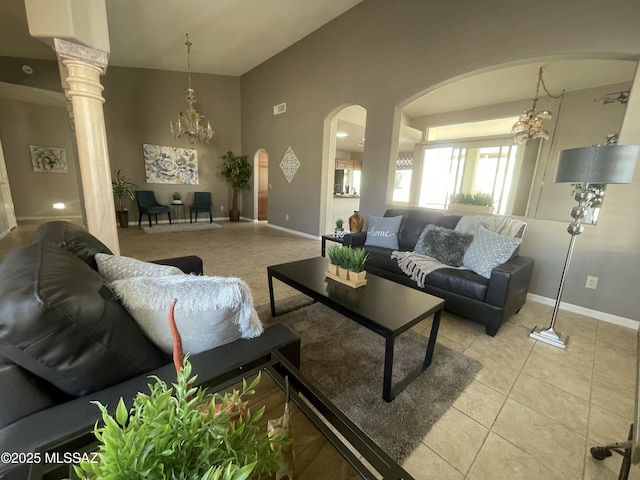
left=30, top=145, right=67, bottom=173
left=143, top=144, right=198, bottom=185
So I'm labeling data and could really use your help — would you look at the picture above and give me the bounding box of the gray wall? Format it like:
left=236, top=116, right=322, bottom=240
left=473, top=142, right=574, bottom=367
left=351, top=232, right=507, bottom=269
left=0, top=97, right=81, bottom=219
left=240, top=0, right=640, bottom=321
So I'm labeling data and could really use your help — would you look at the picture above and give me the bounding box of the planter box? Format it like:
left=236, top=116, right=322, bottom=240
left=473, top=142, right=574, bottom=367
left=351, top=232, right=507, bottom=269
left=447, top=204, right=493, bottom=214
left=326, top=268, right=367, bottom=288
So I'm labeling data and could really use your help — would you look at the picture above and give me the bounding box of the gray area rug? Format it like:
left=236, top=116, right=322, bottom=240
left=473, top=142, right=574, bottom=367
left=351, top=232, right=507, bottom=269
left=258, top=299, right=482, bottom=463
left=141, top=222, right=223, bottom=234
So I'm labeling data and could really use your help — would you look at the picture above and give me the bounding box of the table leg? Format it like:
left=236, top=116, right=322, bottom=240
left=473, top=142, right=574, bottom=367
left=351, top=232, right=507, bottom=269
left=424, top=307, right=442, bottom=368
left=268, top=271, right=276, bottom=317
left=382, top=335, right=395, bottom=402
left=321, top=236, right=327, bottom=257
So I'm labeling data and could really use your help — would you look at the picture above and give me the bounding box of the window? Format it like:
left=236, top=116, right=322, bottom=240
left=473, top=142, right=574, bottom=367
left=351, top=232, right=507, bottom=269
left=392, top=153, right=414, bottom=202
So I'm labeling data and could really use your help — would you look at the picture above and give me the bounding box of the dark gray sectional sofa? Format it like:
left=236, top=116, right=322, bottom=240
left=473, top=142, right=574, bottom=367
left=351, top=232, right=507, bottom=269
left=344, top=207, right=535, bottom=336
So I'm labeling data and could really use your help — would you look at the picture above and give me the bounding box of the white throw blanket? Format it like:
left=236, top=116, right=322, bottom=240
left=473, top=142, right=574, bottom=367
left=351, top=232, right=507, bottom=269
left=392, top=215, right=527, bottom=287
left=391, top=251, right=464, bottom=288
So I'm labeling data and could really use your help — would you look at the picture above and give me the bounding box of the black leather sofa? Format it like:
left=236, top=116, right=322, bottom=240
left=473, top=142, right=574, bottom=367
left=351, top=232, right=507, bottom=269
left=344, top=208, right=535, bottom=336
left=0, top=221, right=300, bottom=480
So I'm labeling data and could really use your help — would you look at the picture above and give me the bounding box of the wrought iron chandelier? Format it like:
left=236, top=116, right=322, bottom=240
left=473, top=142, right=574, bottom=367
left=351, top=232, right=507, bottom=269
left=512, top=67, right=563, bottom=145
left=170, top=34, right=214, bottom=144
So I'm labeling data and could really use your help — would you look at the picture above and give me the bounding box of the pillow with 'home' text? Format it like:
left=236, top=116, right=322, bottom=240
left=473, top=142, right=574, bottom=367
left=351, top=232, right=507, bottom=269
left=364, top=215, right=402, bottom=249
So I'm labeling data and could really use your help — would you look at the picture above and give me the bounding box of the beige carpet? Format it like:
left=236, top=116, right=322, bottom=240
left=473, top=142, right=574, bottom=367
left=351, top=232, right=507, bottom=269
left=257, top=299, right=482, bottom=463
left=140, top=222, right=223, bottom=234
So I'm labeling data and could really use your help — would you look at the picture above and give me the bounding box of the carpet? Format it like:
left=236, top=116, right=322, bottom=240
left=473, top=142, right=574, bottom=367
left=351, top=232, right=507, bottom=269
left=141, top=222, right=223, bottom=234
left=258, top=299, right=482, bottom=463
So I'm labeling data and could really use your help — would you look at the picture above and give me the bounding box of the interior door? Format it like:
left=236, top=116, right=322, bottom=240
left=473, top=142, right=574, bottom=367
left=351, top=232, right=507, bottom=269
left=258, top=150, right=268, bottom=221
left=0, top=137, right=17, bottom=233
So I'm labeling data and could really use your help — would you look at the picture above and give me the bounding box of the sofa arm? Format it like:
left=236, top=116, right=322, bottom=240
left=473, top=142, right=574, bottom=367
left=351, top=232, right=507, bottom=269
left=485, top=256, right=535, bottom=308
left=343, top=232, right=367, bottom=248
left=152, top=255, right=203, bottom=274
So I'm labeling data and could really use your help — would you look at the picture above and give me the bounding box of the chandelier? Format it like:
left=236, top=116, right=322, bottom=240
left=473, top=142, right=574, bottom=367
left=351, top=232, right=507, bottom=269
left=512, top=67, right=563, bottom=145
left=170, top=34, right=214, bottom=144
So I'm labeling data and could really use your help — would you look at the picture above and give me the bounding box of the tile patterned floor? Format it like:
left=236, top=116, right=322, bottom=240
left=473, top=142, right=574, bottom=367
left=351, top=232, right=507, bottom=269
left=1, top=219, right=638, bottom=479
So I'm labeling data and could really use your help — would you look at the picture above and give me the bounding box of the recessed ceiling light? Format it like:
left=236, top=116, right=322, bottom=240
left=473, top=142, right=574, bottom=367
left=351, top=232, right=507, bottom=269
left=336, top=132, right=348, bottom=138
left=52, top=202, right=65, bottom=209
left=22, top=64, right=33, bottom=75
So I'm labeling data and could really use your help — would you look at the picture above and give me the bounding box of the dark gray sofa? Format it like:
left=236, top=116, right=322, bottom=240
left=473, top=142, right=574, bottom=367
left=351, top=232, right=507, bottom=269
left=0, top=221, right=300, bottom=480
left=344, top=208, right=535, bottom=336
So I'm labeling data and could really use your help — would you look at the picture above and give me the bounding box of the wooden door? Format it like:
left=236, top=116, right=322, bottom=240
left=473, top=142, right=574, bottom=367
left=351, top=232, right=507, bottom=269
left=258, top=150, right=268, bottom=221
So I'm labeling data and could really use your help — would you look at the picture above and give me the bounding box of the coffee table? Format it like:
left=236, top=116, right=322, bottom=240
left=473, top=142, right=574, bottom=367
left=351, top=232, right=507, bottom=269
left=268, top=256, right=445, bottom=402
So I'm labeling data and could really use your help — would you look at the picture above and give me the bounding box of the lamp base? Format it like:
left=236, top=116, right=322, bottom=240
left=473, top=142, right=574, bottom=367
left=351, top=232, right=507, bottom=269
left=529, top=326, right=569, bottom=349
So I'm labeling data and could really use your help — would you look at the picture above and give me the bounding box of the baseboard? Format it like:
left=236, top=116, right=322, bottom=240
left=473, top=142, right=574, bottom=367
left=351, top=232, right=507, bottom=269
left=527, top=293, right=639, bottom=330
left=267, top=223, right=320, bottom=241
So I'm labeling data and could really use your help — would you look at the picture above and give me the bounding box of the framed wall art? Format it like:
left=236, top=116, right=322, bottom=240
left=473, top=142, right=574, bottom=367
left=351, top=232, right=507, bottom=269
left=143, top=144, right=198, bottom=185
left=30, top=145, right=67, bottom=173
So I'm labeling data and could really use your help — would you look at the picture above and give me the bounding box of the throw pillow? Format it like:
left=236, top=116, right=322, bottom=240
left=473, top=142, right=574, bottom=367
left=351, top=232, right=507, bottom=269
left=108, top=275, right=264, bottom=355
left=364, top=215, right=402, bottom=249
left=95, top=253, right=183, bottom=282
left=414, top=225, right=474, bottom=266
left=462, top=226, right=522, bottom=278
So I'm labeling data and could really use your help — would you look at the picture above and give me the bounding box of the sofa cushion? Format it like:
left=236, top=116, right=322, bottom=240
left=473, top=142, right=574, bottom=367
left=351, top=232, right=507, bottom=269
left=95, top=253, right=183, bottom=282
left=415, top=225, right=474, bottom=266
left=365, top=215, right=402, bottom=249
left=383, top=208, right=462, bottom=251
left=33, top=221, right=113, bottom=270
left=108, top=275, right=264, bottom=355
left=364, top=245, right=408, bottom=275
left=463, top=226, right=522, bottom=278
left=0, top=242, right=167, bottom=396
left=425, top=268, right=488, bottom=301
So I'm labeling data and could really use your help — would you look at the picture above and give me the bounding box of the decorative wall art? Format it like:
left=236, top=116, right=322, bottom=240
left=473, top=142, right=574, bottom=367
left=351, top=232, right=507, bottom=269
left=143, top=144, right=198, bottom=185
left=279, top=146, right=300, bottom=183
left=30, top=145, right=67, bottom=173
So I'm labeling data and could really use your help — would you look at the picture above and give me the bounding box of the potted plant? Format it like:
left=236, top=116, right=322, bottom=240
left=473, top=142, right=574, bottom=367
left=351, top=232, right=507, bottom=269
left=172, top=192, right=182, bottom=204
left=221, top=151, right=252, bottom=222
left=334, top=219, right=345, bottom=237
left=348, top=247, right=369, bottom=283
left=326, top=246, right=368, bottom=286
left=73, top=301, right=287, bottom=479
left=448, top=191, right=495, bottom=214
left=111, top=169, right=137, bottom=228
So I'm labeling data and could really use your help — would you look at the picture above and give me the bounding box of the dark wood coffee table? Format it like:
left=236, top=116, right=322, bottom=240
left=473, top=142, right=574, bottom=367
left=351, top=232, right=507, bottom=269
left=268, top=256, right=445, bottom=402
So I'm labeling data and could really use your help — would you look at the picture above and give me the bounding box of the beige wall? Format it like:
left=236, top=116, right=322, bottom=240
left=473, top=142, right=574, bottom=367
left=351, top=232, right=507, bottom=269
left=0, top=97, right=81, bottom=219
left=240, top=0, right=640, bottom=321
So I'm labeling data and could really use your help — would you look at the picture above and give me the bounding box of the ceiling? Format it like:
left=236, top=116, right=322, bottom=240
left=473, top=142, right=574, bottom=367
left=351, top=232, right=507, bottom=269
left=0, top=0, right=363, bottom=76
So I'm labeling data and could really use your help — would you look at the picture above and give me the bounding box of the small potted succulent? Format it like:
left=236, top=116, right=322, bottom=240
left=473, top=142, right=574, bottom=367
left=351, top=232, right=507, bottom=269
left=334, top=219, right=345, bottom=237
left=172, top=192, right=183, bottom=204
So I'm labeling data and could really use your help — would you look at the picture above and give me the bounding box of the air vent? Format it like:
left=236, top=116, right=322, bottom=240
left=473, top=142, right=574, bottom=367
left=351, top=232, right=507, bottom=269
left=273, top=102, right=287, bottom=115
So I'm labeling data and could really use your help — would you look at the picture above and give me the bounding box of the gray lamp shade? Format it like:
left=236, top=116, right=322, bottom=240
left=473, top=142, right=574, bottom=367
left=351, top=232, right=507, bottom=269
left=554, top=145, right=639, bottom=184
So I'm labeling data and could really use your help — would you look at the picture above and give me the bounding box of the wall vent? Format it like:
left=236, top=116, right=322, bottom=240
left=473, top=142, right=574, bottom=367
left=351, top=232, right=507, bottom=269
left=273, top=102, right=287, bottom=115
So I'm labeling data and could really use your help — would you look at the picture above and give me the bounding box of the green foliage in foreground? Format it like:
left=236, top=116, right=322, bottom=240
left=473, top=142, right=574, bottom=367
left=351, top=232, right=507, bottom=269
left=450, top=191, right=495, bottom=206
left=73, top=358, right=284, bottom=480
left=327, top=245, right=368, bottom=272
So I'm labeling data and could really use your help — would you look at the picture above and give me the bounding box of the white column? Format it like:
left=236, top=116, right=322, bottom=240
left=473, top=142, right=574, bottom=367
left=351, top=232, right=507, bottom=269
left=54, top=38, right=120, bottom=254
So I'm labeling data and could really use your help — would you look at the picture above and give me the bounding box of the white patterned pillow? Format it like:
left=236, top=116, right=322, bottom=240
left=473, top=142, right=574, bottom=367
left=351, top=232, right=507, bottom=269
left=108, top=275, right=263, bottom=354
left=462, top=226, right=521, bottom=278
left=95, top=253, right=182, bottom=282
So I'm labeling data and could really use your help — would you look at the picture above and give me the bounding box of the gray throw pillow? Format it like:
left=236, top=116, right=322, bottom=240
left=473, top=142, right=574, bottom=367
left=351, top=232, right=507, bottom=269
left=415, top=225, right=474, bottom=266
left=364, top=215, right=402, bottom=249
left=463, top=226, right=522, bottom=278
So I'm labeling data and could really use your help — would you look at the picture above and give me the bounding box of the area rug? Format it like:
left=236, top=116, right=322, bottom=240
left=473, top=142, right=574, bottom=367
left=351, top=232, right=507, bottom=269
left=257, top=299, right=482, bottom=463
left=141, top=222, right=223, bottom=234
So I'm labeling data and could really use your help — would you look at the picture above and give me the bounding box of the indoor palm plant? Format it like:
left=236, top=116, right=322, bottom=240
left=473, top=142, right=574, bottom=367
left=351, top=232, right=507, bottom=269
left=111, top=169, right=137, bottom=228
left=221, top=151, right=252, bottom=222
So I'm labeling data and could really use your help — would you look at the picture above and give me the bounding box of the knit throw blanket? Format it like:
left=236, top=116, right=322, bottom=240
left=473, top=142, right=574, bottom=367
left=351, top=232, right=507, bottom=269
left=391, top=251, right=464, bottom=288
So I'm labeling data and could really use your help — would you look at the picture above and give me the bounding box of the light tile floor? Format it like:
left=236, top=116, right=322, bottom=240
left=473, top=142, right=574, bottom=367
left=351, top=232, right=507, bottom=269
left=1, top=219, right=638, bottom=480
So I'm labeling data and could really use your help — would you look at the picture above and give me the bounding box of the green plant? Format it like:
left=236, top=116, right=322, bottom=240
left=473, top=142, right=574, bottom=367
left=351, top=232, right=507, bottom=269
left=335, top=219, right=344, bottom=229
left=173, top=192, right=182, bottom=201
left=73, top=358, right=285, bottom=480
left=221, top=151, right=252, bottom=213
left=327, top=246, right=368, bottom=272
left=349, top=247, right=369, bottom=273
left=111, top=169, right=137, bottom=211
left=327, top=245, right=341, bottom=266
left=449, top=191, right=494, bottom=207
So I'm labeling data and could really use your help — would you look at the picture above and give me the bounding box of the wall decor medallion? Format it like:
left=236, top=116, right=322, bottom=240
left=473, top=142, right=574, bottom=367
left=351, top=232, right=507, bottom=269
left=143, top=144, right=198, bottom=185
left=30, top=145, right=67, bottom=173
left=279, top=146, right=300, bottom=183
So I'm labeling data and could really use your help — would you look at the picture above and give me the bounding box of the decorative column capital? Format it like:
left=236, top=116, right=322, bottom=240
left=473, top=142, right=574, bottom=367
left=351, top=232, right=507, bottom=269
left=54, top=38, right=109, bottom=74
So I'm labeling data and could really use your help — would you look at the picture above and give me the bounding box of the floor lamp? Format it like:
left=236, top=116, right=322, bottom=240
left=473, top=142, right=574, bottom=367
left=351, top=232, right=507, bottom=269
left=530, top=144, right=639, bottom=349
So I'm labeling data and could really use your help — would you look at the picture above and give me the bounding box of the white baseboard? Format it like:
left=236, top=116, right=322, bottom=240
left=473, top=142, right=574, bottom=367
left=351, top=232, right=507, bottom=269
left=527, top=293, right=639, bottom=330
left=267, top=223, right=320, bottom=241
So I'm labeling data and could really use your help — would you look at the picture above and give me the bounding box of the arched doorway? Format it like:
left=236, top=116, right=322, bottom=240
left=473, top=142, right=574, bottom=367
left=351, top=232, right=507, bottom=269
left=323, top=105, right=367, bottom=234
left=254, top=149, right=268, bottom=221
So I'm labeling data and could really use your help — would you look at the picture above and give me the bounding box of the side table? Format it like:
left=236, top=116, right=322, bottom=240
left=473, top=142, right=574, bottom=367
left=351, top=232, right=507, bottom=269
left=321, top=233, right=345, bottom=257
left=170, top=202, right=186, bottom=223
